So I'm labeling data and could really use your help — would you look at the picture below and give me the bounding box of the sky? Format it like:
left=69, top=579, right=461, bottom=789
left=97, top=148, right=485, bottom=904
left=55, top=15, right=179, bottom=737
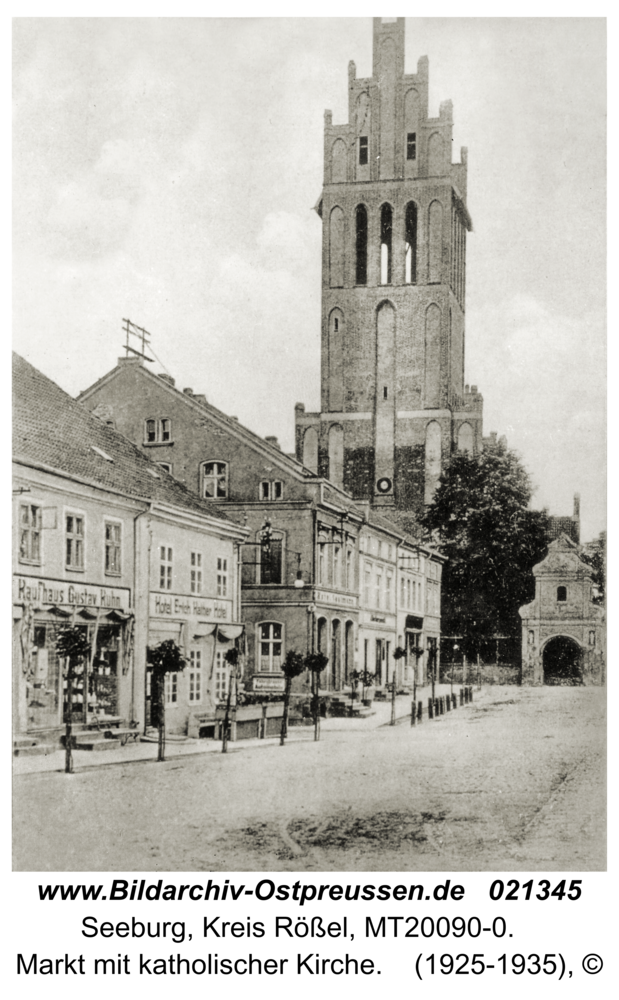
left=12, top=17, right=606, bottom=540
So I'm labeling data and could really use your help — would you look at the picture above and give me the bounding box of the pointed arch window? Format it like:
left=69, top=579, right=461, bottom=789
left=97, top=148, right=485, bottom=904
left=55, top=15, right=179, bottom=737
left=380, top=203, right=393, bottom=285
left=355, top=205, right=368, bottom=285
left=405, top=202, right=417, bottom=284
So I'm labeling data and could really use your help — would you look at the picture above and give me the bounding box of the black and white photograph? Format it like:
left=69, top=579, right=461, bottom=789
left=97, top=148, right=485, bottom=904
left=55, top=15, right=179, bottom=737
left=12, top=16, right=606, bottom=876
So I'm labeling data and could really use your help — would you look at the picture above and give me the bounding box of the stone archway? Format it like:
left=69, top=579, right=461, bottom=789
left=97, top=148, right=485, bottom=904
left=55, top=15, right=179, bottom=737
left=542, top=636, right=583, bottom=685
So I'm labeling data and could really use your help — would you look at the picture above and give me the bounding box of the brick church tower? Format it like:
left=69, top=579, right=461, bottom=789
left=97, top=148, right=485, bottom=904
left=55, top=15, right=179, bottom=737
left=295, top=17, right=484, bottom=526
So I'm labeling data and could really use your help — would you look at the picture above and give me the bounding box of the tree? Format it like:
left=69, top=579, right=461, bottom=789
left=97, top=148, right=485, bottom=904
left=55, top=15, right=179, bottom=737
left=421, top=439, right=549, bottom=660
left=580, top=531, right=606, bottom=605
left=279, top=650, right=306, bottom=746
left=56, top=625, right=91, bottom=774
left=305, top=651, right=329, bottom=741
left=147, top=639, right=187, bottom=762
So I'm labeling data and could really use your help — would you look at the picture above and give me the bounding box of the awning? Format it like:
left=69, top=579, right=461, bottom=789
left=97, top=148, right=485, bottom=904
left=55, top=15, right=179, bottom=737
left=217, top=623, right=245, bottom=641
left=192, top=622, right=245, bottom=642
left=405, top=614, right=424, bottom=631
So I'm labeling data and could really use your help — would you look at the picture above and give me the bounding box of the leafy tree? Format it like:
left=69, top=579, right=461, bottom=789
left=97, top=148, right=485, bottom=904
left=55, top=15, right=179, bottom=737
left=421, top=439, right=549, bottom=659
left=279, top=650, right=306, bottom=746
left=147, top=639, right=186, bottom=761
left=56, top=625, right=91, bottom=774
left=305, top=651, right=329, bottom=741
left=580, top=531, right=606, bottom=605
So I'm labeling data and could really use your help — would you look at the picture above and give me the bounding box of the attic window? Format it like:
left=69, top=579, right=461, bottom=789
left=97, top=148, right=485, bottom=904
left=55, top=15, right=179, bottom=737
left=91, top=445, right=113, bottom=462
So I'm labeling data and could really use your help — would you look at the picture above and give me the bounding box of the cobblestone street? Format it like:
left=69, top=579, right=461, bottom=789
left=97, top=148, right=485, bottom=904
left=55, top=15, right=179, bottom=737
left=13, top=686, right=605, bottom=872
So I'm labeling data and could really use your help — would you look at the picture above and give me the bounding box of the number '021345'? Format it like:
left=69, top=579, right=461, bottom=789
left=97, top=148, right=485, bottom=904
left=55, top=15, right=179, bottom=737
left=489, top=879, right=582, bottom=901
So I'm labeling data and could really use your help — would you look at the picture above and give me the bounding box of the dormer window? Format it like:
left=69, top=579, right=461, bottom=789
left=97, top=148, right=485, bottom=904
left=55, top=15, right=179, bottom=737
left=144, top=418, right=172, bottom=445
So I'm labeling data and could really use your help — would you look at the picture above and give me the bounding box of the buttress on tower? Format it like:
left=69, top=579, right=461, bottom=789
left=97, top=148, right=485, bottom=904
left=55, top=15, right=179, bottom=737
left=295, top=17, right=484, bottom=525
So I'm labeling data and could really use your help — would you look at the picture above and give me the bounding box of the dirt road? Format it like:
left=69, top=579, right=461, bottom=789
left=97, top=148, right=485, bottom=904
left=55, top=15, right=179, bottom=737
left=13, top=686, right=605, bottom=871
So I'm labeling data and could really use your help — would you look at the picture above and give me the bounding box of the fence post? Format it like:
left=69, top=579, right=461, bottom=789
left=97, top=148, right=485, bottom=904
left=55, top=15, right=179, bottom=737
left=452, top=693, right=457, bottom=711
left=417, top=701, right=422, bottom=723
left=446, top=694, right=451, bottom=711
left=469, top=685, right=474, bottom=702
left=411, top=700, right=415, bottom=726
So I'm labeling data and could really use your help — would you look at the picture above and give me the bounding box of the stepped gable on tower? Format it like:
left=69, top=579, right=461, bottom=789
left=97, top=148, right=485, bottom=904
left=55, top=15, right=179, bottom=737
left=295, top=17, right=484, bottom=523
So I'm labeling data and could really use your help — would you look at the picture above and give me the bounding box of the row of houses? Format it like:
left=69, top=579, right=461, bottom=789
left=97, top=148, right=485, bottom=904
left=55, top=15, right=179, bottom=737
left=13, top=352, right=444, bottom=744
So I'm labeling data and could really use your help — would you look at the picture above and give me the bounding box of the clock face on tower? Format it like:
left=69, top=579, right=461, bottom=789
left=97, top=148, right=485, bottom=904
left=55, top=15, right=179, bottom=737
left=376, top=477, right=392, bottom=494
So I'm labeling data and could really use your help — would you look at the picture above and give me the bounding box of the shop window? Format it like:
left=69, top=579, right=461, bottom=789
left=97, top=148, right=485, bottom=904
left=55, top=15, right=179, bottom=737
left=217, top=557, right=228, bottom=597
left=19, top=503, right=41, bottom=564
left=258, top=622, right=283, bottom=672
left=191, top=552, right=203, bottom=594
left=104, top=522, right=121, bottom=576
left=144, top=418, right=172, bottom=444
left=557, top=586, right=567, bottom=602
left=202, top=461, right=228, bottom=499
left=159, top=546, right=173, bottom=590
left=65, top=514, right=84, bottom=570
left=164, top=672, right=178, bottom=704
left=189, top=649, right=202, bottom=703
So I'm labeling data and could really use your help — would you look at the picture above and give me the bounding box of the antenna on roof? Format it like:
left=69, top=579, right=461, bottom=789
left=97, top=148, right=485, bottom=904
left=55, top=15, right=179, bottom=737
left=122, top=318, right=155, bottom=362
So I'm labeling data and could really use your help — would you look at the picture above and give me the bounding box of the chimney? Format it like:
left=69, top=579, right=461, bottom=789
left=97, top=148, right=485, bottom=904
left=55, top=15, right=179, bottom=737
left=573, top=493, right=581, bottom=519
left=158, top=373, right=175, bottom=387
left=183, top=387, right=193, bottom=396
left=265, top=435, right=281, bottom=451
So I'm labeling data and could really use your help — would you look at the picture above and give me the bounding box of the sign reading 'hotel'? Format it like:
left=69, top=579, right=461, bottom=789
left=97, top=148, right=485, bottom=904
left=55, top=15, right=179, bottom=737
left=150, top=592, right=230, bottom=620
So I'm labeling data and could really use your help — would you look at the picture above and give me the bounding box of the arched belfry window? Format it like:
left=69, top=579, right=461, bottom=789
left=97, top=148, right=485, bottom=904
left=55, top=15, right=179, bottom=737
left=355, top=205, right=368, bottom=285
left=405, top=202, right=417, bottom=283
left=380, top=203, right=393, bottom=285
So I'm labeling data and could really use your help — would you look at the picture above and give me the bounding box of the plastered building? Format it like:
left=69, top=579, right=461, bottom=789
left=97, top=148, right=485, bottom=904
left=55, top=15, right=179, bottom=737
left=295, top=17, right=484, bottom=522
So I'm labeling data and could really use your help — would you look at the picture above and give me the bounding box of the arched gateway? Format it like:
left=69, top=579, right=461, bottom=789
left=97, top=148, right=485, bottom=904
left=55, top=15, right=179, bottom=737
left=542, top=635, right=583, bottom=685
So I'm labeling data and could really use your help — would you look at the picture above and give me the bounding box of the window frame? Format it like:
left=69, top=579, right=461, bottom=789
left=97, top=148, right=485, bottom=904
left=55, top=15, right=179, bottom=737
left=188, top=648, right=202, bottom=703
left=143, top=418, right=173, bottom=445
left=217, top=556, right=228, bottom=597
left=406, top=131, right=417, bottom=161
left=65, top=511, right=85, bottom=572
left=358, top=135, right=369, bottom=166
left=257, top=621, right=284, bottom=673
left=190, top=551, right=203, bottom=595
left=104, top=520, right=122, bottom=577
left=19, top=502, right=42, bottom=565
left=164, top=671, right=178, bottom=704
left=159, top=545, right=173, bottom=591
left=201, top=460, right=229, bottom=500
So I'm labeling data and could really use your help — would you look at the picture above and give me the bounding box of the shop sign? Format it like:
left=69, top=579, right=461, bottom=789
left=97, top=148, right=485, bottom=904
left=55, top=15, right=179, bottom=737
left=315, top=589, right=357, bottom=608
left=253, top=675, right=285, bottom=692
left=14, top=575, right=129, bottom=610
left=361, top=609, right=396, bottom=627
left=149, top=592, right=231, bottom=621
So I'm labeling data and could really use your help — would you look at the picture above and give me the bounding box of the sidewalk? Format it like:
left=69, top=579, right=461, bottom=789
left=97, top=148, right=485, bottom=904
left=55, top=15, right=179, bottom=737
left=13, top=683, right=483, bottom=776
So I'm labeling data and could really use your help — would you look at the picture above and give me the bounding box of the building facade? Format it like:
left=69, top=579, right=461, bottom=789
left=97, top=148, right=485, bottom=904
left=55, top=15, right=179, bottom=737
left=13, top=354, right=246, bottom=745
left=295, top=16, right=484, bottom=522
left=519, top=534, right=605, bottom=685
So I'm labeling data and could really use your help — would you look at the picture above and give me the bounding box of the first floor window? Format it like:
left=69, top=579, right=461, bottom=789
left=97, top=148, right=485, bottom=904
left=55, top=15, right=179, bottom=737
left=160, top=546, right=173, bottom=590
left=191, top=551, right=203, bottom=594
left=189, top=649, right=202, bottom=702
left=164, top=672, right=178, bottom=704
left=66, top=514, right=84, bottom=569
left=105, top=522, right=121, bottom=575
left=20, top=503, right=41, bottom=563
left=215, top=650, right=228, bottom=702
left=259, top=623, right=282, bottom=672
left=217, top=557, right=228, bottom=596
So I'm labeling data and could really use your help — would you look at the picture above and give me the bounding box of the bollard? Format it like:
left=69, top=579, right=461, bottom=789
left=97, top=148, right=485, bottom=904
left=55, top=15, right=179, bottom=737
left=411, top=700, right=416, bottom=726
left=428, top=697, right=434, bottom=719
left=459, top=688, right=464, bottom=706
left=440, top=697, right=445, bottom=715
left=446, top=694, right=451, bottom=712
left=464, top=687, right=468, bottom=704
left=452, top=693, right=457, bottom=711
left=434, top=698, right=440, bottom=717
left=469, top=685, right=474, bottom=702
left=417, top=701, right=422, bottom=723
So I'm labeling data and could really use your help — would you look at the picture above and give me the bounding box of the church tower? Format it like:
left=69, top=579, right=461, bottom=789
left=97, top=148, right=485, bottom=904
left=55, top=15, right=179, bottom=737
left=295, top=17, right=483, bottom=525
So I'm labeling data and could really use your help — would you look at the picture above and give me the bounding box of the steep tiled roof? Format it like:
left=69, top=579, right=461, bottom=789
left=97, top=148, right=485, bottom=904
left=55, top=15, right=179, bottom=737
left=12, top=352, right=235, bottom=524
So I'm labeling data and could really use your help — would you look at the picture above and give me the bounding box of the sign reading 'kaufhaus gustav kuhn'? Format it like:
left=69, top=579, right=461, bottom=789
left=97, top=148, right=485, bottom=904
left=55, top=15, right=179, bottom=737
left=14, top=575, right=129, bottom=610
